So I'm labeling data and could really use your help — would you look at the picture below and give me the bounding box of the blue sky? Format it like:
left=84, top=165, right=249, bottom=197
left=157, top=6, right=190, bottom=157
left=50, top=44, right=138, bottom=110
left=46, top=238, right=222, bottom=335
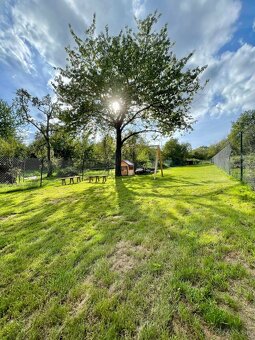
left=0, top=0, right=255, bottom=148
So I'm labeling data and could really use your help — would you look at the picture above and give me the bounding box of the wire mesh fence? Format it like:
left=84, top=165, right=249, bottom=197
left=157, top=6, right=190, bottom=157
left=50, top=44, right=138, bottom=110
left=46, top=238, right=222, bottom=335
left=0, top=156, right=114, bottom=188
left=212, top=129, right=255, bottom=190
left=0, top=157, right=43, bottom=186
left=0, top=157, right=23, bottom=184
left=211, top=145, right=232, bottom=174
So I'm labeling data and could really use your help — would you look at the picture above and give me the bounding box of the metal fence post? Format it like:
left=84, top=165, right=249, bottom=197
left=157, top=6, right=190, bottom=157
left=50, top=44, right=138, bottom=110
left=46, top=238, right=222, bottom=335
left=40, top=159, right=44, bottom=187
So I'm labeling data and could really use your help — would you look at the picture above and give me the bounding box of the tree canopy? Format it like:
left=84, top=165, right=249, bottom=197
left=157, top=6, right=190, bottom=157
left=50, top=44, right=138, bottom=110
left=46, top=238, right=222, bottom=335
left=228, top=110, right=255, bottom=154
left=14, top=89, right=59, bottom=176
left=0, top=99, right=20, bottom=139
left=163, top=138, right=191, bottom=166
left=54, top=12, right=207, bottom=175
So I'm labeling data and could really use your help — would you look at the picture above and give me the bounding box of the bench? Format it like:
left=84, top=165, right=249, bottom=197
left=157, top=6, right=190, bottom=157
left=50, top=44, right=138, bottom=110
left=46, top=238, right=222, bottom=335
left=61, top=176, right=81, bottom=185
left=101, top=175, right=107, bottom=183
left=88, top=175, right=107, bottom=183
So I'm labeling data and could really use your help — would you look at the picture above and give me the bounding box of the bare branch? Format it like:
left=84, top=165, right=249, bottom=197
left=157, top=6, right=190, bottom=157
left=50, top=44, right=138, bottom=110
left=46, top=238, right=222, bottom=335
left=97, top=111, right=116, bottom=126
left=121, top=105, right=151, bottom=131
left=121, top=128, right=161, bottom=144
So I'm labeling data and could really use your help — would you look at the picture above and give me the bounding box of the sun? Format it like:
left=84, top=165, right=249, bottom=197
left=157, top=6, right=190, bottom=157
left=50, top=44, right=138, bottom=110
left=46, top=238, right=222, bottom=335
left=111, top=101, right=121, bottom=112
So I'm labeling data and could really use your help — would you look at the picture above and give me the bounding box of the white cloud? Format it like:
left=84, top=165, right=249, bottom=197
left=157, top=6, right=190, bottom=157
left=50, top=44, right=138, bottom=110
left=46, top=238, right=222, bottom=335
left=0, top=31, right=35, bottom=73
left=140, top=0, right=241, bottom=61
left=1, top=0, right=254, bottom=137
left=0, top=12, right=35, bottom=74
left=132, top=0, right=147, bottom=18
left=0, top=0, right=242, bottom=71
left=191, top=44, right=255, bottom=118
left=8, top=0, right=86, bottom=68
left=253, top=19, right=255, bottom=32
left=0, top=0, right=136, bottom=72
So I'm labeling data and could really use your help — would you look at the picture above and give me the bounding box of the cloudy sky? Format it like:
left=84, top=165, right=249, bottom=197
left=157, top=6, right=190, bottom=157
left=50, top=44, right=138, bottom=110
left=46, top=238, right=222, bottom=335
left=0, top=0, right=255, bottom=147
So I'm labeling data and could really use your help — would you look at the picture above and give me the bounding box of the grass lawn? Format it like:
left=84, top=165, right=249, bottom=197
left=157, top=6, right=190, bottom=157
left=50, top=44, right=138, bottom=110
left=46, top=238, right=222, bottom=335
left=1, top=165, right=255, bottom=339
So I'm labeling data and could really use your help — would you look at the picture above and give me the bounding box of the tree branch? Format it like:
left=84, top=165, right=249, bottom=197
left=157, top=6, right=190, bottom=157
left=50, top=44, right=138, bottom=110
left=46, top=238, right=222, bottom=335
left=121, top=128, right=161, bottom=144
left=121, top=105, right=151, bottom=131
left=98, top=112, right=116, bottom=126
left=23, top=112, right=45, bottom=136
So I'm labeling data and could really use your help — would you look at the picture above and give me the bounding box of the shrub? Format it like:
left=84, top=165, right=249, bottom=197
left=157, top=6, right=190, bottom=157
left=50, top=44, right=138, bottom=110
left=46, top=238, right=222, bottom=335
left=56, top=167, right=79, bottom=177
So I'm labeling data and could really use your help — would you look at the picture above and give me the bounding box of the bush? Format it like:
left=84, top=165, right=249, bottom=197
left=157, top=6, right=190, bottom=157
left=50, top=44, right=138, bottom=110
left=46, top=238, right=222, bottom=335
left=56, top=167, right=79, bottom=177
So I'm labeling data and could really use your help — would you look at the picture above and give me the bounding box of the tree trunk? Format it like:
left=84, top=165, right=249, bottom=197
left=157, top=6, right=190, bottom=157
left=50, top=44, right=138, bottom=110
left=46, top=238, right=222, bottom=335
left=46, top=142, right=53, bottom=177
left=115, top=127, right=122, bottom=176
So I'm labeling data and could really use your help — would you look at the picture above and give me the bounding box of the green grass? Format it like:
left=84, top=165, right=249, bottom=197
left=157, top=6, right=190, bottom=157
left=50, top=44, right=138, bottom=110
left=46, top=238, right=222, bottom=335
left=1, top=165, right=255, bottom=339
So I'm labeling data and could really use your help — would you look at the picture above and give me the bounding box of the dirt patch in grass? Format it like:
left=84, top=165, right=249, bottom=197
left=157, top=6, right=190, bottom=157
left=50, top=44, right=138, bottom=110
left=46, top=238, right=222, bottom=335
left=67, top=275, right=94, bottom=316
left=171, top=317, right=227, bottom=339
left=228, top=281, right=255, bottom=339
left=48, top=198, right=62, bottom=204
left=202, top=325, right=228, bottom=340
left=104, top=214, right=123, bottom=224
left=225, top=252, right=255, bottom=338
left=111, top=214, right=123, bottom=219
left=172, top=318, right=191, bottom=338
left=70, top=293, right=90, bottom=316
left=0, top=212, right=20, bottom=221
left=225, top=251, right=255, bottom=276
left=109, top=240, right=149, bottom=274
left=239, top=300, right=255, bottom=339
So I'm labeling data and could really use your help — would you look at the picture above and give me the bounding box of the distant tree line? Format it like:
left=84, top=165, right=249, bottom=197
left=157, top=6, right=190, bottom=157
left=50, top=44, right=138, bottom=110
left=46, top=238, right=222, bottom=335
left=1, top=94, right=253, bottom=170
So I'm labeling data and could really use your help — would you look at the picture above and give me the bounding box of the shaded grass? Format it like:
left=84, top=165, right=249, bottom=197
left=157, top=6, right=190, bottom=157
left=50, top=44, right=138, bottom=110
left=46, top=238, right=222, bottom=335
left=0, top=165, right=255, bottom=339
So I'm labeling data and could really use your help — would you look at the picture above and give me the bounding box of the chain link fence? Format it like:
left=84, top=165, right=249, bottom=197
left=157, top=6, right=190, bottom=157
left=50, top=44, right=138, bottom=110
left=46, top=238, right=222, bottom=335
left=0, top=156, right=43, bottom=186
left=0, top=156, right=114, bottom=188
left=211, top=145, right=232, bottom=174
left=212, top=129, right=255, bottom=190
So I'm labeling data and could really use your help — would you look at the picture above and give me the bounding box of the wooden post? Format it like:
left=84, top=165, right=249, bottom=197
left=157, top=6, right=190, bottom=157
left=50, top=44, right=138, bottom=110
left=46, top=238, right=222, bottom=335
left=158, top=146, right=164, bottom=177
left=154, top=148, right=159, bottom=179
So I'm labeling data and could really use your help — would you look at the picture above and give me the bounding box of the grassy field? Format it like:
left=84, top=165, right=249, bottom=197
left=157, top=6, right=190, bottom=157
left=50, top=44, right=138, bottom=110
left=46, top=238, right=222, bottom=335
left=1, top=165, right=255, bottom=339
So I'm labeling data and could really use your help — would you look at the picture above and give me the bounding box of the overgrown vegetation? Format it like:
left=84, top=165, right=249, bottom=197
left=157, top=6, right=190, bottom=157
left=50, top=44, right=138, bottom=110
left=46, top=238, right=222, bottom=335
left=1, top=165, right=255, bottom=339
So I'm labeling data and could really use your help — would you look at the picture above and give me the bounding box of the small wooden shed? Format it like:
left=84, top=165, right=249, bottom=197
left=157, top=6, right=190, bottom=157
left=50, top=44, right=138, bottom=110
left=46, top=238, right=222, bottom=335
left=121, top=160, right=135, bottom=176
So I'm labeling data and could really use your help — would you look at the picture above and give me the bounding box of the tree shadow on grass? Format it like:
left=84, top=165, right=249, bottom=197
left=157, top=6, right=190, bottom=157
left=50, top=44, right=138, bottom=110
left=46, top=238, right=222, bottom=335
left=111, top=176, right=255, bottom=337
left=1, top=175, right=255, bottom=338
left=1, top=175, right=254, bottom=273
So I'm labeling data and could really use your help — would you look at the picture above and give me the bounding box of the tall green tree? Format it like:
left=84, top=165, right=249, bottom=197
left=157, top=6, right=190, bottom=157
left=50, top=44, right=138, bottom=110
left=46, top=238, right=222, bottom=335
left=163, top=138, right=191, bottom=166
left=50, top=129, right=78, bottom=160
left=92, top=134, right=115, bottom=164
left=54, top=13, right=206, bottom=176
left=190, top=146, right=209, bottom=160
left=15, top=89, right=59, bottom=177
left=0, top=99, right=20, bottom=139
left=228, top=110, right=255, bottom=154
left=0, top=137, right=26, bottom=158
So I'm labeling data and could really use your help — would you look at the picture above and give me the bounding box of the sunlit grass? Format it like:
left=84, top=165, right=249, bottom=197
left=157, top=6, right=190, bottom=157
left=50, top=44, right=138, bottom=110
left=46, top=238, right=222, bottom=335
left=0, top=165, right=255, bottom=339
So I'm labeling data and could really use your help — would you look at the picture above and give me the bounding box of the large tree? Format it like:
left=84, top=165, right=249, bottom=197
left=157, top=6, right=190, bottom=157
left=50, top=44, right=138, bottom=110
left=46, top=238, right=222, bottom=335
left=0, top=99, right=20, bottom=139
left=163, top=138, right=191, bottom=166
left=15, top=89, right=59, bottom=177
left=228, top=110, right=255, bottom=154
left=54, top=13, right=206, bottom=176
